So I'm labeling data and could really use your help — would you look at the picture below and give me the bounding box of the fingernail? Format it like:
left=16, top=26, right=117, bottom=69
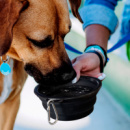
left=98, top=73, right=106, bottom=80
left=72, top=77, right=77, bottom=84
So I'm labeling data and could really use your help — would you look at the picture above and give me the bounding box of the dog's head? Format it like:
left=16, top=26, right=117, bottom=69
left=0, top=0, right=82, bottom=85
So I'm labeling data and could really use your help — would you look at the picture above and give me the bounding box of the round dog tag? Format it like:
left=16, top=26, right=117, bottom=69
left=0, top=63, right=11, bottom=75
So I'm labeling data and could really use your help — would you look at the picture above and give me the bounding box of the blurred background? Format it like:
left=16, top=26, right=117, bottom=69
left=14, top=0, right=130, bottom=130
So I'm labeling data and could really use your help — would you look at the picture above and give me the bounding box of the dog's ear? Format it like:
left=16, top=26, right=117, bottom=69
left=69, top=0, right=83, bottom=23
left=0, top=0, right=28, bottom=56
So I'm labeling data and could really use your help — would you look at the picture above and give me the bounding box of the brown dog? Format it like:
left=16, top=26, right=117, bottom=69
left=0, top=0, right=82, bottom=129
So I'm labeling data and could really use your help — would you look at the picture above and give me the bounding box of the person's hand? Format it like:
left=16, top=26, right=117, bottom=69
left=72, top=53, right=106, bottom=83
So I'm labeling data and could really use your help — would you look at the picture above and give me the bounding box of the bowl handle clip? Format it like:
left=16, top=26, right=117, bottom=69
left=47, top=99, right=59, bottom=125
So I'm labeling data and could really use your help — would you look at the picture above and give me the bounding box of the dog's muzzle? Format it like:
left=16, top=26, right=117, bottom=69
left=24, top=62, right=76, bottom=85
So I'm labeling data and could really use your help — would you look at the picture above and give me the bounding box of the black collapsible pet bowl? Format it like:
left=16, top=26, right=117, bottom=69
left=34, top=76, right=102, bottom=125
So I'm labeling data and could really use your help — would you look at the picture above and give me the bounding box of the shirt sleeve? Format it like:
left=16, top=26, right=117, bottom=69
left=79, top=0, right=118, bottom=33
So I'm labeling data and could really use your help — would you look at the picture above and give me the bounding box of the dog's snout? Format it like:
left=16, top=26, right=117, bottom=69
left=42, top=62, right=76, bottom=85
left=24, top=62, right=76, bottom=85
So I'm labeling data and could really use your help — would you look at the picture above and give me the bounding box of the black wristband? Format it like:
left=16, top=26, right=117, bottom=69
left=85, top=50, right=104, bottom=73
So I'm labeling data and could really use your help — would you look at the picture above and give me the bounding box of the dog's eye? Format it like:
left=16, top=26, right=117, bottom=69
left=27, top=36, right=54, bottom=48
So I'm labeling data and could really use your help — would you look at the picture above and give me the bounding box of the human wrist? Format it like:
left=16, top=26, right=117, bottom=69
left=84, top=45, right=108, bottom=66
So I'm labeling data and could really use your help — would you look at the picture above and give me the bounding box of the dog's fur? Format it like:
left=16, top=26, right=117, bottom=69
left=0, top=0, right=82, bottom=129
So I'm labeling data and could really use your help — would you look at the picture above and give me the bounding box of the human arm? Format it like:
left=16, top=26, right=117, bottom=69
left=72, top=0, right=118, bottom=82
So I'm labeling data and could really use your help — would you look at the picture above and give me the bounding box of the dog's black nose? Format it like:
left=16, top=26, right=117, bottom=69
left=41, top=62, right=76, bottom=85
left=24, top=61, right=76, bottom=85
